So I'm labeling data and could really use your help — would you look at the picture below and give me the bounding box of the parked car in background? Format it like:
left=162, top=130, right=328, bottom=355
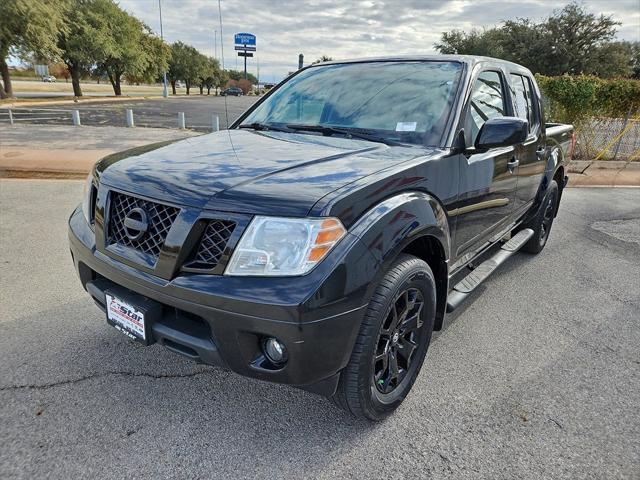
left=41, top=75, right=56, bottom=82
left=175, top=81, right=184, bottom=88
left=69, top=55, right=573, bottom=421
left=221, top=86, right=243, bottom=96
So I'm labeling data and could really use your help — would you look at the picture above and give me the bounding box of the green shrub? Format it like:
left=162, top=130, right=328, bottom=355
left=537, top=75, right=640, bottom=160
left=536, top=74, right=640, bottom=126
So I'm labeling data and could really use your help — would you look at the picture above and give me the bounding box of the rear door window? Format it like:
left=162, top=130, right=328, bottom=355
left=465, top=71, right=506, bottom=146
left=510, top=74, right=540, bottom=136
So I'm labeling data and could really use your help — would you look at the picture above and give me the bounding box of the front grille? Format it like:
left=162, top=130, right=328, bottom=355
left=107, top=191, right=180, bottom=258
left=88, top=184, right=97, bottom=224
left=191, top=220, right=237, bottom=269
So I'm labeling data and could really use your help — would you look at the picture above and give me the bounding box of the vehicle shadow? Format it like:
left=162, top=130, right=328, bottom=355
left=1, top=299, right=385, bottom=477
left=436, top=251, right=538, bottom=335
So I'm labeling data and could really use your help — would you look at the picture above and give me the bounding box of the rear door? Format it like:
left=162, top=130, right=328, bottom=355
left=453, top=69, right=519, bottom=259
left=509, top=73, right=546, bottom=214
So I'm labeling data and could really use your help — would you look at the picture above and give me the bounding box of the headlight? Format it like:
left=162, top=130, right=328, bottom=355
left=225, top=216, right=347, bottom=276
left=82, top=171, right=95, bottom=223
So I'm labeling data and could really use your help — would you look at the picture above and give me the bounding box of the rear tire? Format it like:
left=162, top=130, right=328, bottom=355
left=331, top=254, right=436, bottom=421
left=521, top=179, right=559, bottom=254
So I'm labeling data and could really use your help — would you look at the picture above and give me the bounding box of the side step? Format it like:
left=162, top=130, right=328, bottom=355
left=446, top=228, right=534, bottom=312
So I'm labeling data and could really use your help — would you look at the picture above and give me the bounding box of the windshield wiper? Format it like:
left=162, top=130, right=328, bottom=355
left=285, top=124, right=401, bottom=146
left=238, top=122, right=292, bottom=132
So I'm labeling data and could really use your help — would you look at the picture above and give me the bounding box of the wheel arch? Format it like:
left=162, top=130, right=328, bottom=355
left=552, top=164, right=565, bottom=217
left=527, top=145, right=565, bottom=223
left=400, top=235, right=448, bottom=331
left=349, top=191, right=451, bottom=331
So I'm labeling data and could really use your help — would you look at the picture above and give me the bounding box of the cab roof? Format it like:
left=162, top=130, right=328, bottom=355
left=315, top=55, right=531, bottom=74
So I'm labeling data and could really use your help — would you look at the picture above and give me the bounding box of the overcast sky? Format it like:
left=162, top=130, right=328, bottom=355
left=119, top=0, right=640, bottom=82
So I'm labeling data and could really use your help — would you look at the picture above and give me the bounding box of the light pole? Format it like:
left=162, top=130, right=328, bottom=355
left=218, top=0, right=225, bottom=70
left=159, top=0, right=168, bottom=98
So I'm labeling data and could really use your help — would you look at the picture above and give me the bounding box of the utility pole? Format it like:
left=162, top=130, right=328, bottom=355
left=159, top=0, right=168, bottom=98
left=214, top=30, right=217, bottom=61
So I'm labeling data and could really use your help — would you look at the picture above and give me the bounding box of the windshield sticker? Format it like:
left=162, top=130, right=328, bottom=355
left=396, top=122, right=417, bottom=132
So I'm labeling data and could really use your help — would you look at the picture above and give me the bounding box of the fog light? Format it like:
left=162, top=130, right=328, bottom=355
left=263, top=337, right=287, bottom=365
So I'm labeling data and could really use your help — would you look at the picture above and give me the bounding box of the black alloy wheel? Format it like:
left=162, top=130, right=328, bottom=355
left=373, top=288, right=424, bottom=394
left=331, top=254, right=436, bottom=421
left=539, top=187, right=558, bottom=247
left=521, top=179, right=559, bottom=254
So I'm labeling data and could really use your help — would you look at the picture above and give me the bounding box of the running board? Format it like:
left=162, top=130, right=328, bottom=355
left=446, top=228, right=534, bottom=312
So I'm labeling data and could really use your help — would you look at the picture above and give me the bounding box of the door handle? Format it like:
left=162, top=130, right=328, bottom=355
left=536, top=147, right=546, bottom=159
left=507, top=157, right=519, bottom=173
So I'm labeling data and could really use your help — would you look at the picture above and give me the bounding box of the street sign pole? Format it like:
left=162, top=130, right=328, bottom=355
left=234, top=33, right=256, bottom=83
left=244, top=45, right=247, bottom=79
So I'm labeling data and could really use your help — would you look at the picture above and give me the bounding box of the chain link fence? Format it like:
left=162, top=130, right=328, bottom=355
left=574, top=113, right=640, bottom=161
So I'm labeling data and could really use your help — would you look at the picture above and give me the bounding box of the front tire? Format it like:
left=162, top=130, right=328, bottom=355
left=331, top=254, right=436, bottom=421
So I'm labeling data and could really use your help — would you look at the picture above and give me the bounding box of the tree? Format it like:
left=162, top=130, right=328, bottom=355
left=312, top=55, right=334, bottom=64
left=167, top=41, right=202, bottom=95
left=182, top=50, right=206, bottom=95
left=628, top=42, right=640, bottom=79
left=544, top=2, right=619, bottom=75
left=90, top=0, right=150, bottom=95
left=49, top=62, right=70, bottom=82
left=0, top=0, right=68, bottom=98
left=198, top=57, right=220, bottom=94
left=196, top=55, right=216, bottom=95
left=589, top=42, right=635, bottom=78
left=57, top=0, right=169, bottom=96
left=168, top=42, right=188, bottom=94
left=204, top=76, right=215, bottom=95
left=57, top=0, right=103, bottom=96
left=226, top=69, right=257, bottom=84
left=213, top=69, right=229, bottom=94
left=237, top=78, right=252, bottom=94
left=434, top=28, right=506, bottom=58
left=435, top=2, right=631, bottom=77
left=124, top=33, right=170, bottom=85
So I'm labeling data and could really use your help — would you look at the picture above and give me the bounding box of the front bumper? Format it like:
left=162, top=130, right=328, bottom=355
left=69, top=206, right=373, bottom=396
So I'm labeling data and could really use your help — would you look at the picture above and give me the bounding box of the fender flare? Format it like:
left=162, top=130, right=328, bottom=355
left=348, top=192, right=451, bottom=324
left=349, top=191, right=450, bottom=261
left=532, top=145, right=564, bottom=213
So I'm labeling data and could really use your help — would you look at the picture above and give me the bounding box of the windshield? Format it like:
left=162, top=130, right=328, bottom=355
left=239, top=61, right=463, bottom=146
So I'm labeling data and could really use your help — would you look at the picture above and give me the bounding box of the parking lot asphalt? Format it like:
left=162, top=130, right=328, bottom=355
left=0, top=182, right=639, bottom=479
left=0, top=96, right=258, bottom=131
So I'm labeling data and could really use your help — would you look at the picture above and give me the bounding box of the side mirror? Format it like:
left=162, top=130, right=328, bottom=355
left=474, top=117, right=528, bottom=151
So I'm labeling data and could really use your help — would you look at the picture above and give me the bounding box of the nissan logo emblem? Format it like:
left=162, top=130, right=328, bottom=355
left=123, top=207, right=149, bottom=241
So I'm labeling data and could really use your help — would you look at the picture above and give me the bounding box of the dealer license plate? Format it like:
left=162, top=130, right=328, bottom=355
left=106, top=293, right=146, bottom=342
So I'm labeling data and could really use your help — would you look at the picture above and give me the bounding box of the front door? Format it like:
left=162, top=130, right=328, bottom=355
left=452, top=69, right=519, bottom=261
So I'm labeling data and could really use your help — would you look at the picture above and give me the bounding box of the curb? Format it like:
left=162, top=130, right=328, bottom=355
left=567, top=160, right=637, bottom=174
left=567, top=160, right=640, bottom=187
left=0, top=169, right=86, bottom=179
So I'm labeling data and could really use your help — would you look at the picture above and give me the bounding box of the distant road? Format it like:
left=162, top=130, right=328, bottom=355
left=1, top=96, right=259, bottom=131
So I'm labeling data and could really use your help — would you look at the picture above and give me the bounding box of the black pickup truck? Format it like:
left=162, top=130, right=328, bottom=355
left=69, top=55, right=573, bottom=420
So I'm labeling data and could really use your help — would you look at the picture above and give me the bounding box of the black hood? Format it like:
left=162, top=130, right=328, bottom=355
left=97, top=129, right=432, bottom=216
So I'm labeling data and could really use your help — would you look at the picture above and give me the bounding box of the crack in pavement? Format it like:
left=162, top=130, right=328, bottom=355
left=0, top=369, right=215, bottom=392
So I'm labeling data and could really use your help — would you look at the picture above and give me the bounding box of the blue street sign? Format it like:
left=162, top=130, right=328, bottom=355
left=234, top=33, right=256, bottom=47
